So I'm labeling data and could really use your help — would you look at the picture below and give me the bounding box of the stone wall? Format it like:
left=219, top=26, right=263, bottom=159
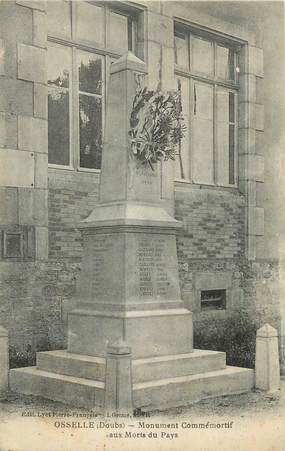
left=188, top=258, right=281, bottom=368
left=1, top=260, right=74, bottom=367
left=0, top=0, right=48, bottom=260
left=0, top=0, right=50, bottom=364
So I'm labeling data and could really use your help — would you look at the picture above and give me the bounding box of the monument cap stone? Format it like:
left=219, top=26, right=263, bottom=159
left=256, top=323, right=278, bottom=338
left=107, top=340, right=131, bottom=356
left=79, top=202, right=183, bottom=230
left=0, top=326, right=8, bottom=337
left=110, top=51, right=147, bottom=75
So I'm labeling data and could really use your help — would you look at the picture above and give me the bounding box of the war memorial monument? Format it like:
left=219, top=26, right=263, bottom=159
left=10, top=52, right=254, bottom=413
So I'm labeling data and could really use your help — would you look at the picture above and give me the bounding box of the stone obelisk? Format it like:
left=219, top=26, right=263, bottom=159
left=67, top=52, right=193, bottom=359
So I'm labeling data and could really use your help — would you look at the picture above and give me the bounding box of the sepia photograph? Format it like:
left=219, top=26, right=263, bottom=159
left=0, top=0, right=284, bottom=450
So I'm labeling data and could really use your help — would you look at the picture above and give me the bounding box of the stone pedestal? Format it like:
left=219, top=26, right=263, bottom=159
left=255, top=323, right=280, bottom=391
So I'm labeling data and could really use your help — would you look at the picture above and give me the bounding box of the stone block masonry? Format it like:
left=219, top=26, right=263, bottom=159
left=0, top=0, right=50, bottom=358
left=17, top=44, right=46, bottom=84
left=0, top=0, right=48, bottom=260
left=18, top=116, right=48, bottom=154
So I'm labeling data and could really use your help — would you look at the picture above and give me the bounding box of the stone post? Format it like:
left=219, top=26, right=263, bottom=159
left=104, top=341, right=133, bottom=414
left=0, top=326, right=8, bottom=399
left=255, top=323, right=280, bottom=391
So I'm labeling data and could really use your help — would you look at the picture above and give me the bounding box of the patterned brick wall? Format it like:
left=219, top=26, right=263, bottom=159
left=48, top=171, right=100, bottom=260
left=48, top=178, right=245, bottom=262
left=175, top=186, right=245, bottom=260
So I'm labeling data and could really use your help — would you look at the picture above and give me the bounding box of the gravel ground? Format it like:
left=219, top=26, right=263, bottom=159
left=0, top=378, right=284, bottom=419
left=0, top=378, right=284, bottom=451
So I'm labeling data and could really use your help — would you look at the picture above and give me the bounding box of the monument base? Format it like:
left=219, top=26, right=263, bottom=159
left=10, top=348, right=254, bottom=411
left=9, top=215, right=254, bottom=409
left=68, top=308, right=193, bottom=358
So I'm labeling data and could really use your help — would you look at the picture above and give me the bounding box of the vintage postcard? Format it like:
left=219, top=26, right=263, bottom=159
left=0, top=0, right=284, bottom=450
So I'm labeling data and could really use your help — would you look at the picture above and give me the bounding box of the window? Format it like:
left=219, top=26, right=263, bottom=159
left=1, top=227, right=35, bottom=260
left=174, top=24, right=239, bottom=186
left=201, top=289, right=226, bottom=311
left=47, top=1, right=139, bottom=170
left=3, top=232, right=24, bottom=258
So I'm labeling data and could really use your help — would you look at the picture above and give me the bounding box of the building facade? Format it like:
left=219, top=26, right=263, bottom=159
left=0, top=0, right=284, bottom=367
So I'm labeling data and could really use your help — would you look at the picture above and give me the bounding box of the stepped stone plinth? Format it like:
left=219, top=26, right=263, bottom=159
left=10, top=52, right=254, bottom=411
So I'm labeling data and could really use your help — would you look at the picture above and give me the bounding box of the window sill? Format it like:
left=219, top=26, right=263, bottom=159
left=174, top=179, right=240, bottom=193
left=77, top=167, right=101, bottom=174
left=195, top=309, right=228, bottom=320
left=48, top=164, right=101, bottom=174
left=48, top=164, right=75, bottom=171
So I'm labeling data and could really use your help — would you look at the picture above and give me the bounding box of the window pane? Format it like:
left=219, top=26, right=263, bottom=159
left=75, top=3, right=104, bottom=44
left=78, top=52, right=103, bottom=95
left=109, top=12, right=128, bottom=50
left=48, top=44, right=71, bottom=88
left=128, top=17, right=135, bottom=52
left=229, top=93, right=236, bottom=184
left=216, top=89, right=229, bottom=185
left=175, top=77, right=190, bottom=179
left=229, top=92, right=235, bottom=123
left=5, top=234, right=23, bottom=257
left=229, top=124, right=235, bottom=184
left=79, top=95, right=102, bottom=169
left=174, top=32, right=188, bottom=69
left=194, top=82, right=213, bottom=119
left=216, top=89, right=236, bottom=185
left=192, top=83, right=214, bottom=184
left=47, top=0, right=71, bottom=39
left=48, top=86, right=70, bottom=166
left=217, top=45, right=235, bottom=81
left=192, top=36, right=213, bottom=76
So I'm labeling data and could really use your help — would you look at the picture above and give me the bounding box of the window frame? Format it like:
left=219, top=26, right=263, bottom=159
left=200, top=289, right=227, bottom=311
left=47, top=1, right=141, bottom=173
left=48, top=41, right=74, bottom=171
left=174, top=22, right=241, bottom=188
left=3, top=231, right=24, bottom=259
left=75, top=48, right=105, bottom=173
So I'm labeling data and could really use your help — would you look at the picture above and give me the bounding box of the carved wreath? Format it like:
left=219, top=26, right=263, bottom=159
left=128, top=88, right=186, bottom=170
